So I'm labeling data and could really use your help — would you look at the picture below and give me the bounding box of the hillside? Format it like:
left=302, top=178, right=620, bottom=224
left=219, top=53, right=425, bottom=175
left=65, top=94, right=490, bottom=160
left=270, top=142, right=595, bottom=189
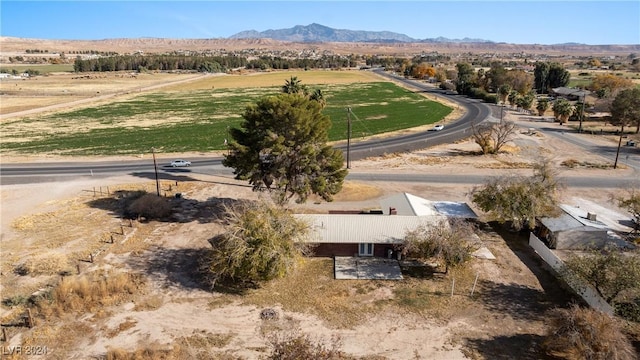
left=1, top=36, right=639, bottom=56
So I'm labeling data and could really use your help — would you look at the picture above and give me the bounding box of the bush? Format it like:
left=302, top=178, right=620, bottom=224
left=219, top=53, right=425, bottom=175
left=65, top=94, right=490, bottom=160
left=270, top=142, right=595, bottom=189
left=267, top=332, right=352, bottom=360
left=543, top=305, right=636, bottom=360
left=126, top=193, right=172, bottom=220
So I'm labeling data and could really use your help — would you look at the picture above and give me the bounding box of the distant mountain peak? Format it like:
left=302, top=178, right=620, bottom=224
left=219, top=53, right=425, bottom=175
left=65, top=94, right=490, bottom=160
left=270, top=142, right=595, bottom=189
left=229, top=23, right=494, bottom=44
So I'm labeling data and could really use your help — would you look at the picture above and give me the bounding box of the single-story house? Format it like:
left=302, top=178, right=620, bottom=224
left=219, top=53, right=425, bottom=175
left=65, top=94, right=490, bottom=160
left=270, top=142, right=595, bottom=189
left=550, top=87, right=590, bottom=101
left=296, top=193, right=478, bottom=258
left=536, top=204, right=631, bottom=250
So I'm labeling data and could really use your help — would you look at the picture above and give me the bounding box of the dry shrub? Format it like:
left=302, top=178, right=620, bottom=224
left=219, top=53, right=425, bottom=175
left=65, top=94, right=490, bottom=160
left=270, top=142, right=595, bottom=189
left=16, top=252, right=73, bottom=275
left=561, top=159, right=581, bottom=168
left=40, top=271, right=145, bottom=316
left=133, top=294, right=164, bottom=311
left=126, top=193, right=173, bottom=220
left=106, top=334, right=239, bottom=360
left=105, top=318, right=138, bottom=338
left=176, top=330, right=235, bottom=349
left=543, top=305, right=637, bottom=360
left=106, top=345, right=175, bottom=360
left=267, top=330, right=353, bottom=360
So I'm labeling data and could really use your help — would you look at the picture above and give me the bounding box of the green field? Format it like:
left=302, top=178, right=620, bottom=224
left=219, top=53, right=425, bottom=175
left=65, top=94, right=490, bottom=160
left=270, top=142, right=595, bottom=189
left=2, top=82, right=451, bottom=155
left=0, top=64, right=75, bottom=74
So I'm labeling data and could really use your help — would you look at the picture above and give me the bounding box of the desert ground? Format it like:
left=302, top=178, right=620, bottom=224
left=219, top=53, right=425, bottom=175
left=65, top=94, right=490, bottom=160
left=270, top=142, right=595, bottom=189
left=1, top=70, right=638, bottom=359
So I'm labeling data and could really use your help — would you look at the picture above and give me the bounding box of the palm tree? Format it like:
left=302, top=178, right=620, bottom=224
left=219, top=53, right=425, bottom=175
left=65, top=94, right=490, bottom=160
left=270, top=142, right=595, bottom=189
left=282, top=76, right=307, bottom=96
left=536, top=99, right=549, bottom=116
left=309, top=89, right=326, bottom=109
left=552, top=99, right=573, bottom=124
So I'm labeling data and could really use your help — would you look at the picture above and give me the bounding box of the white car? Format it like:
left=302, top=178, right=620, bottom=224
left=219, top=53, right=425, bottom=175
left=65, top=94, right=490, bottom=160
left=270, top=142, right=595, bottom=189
left=432, top=124, right=444, bottom=131
left=170, top=159, right=191, bottom=167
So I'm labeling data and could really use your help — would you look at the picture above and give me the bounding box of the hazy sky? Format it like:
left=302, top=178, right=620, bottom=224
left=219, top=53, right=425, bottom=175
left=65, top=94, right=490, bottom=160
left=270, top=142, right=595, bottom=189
left=1, top=1, right=639, bottom=45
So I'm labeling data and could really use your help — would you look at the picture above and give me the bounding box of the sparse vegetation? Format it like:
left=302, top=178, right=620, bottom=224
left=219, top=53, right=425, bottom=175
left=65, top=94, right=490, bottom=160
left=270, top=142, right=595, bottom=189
left=126, top=192, right=173, bottom=220
left=470, top=158, right=562, bottom=230
left=401, top=218, right=477, bottom=274
left=543, top=305, right=636, bottom=360
left=37, top=271, right=145, bottom=317
left=206, top=201, right=311, bottom=287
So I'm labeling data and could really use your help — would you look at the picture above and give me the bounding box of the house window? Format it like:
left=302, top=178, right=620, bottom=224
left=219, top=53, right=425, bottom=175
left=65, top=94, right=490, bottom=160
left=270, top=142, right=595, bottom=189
left=359, top=243, right=374, bottom=256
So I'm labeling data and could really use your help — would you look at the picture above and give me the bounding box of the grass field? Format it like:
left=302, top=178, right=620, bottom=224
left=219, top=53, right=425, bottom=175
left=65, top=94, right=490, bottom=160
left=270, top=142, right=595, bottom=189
left=1, top=72, right=451, bottom=155
left=0, top=63, right=75, bottom=74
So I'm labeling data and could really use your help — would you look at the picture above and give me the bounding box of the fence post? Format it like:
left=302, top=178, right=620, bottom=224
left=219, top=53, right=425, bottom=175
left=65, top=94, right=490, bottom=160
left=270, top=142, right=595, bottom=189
left=451, top=278, right=455, bottom=298
left=77, top=264, right=81, bottom=274
left=26, top=309, right=34, bottom=328
left=470, top=273, right=479, bottom=296
left=89, top=253, right=94, bottom=263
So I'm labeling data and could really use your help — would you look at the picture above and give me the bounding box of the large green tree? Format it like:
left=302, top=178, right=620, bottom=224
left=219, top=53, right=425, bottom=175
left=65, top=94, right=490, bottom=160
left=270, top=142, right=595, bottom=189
left=534, top=62, right=550, bottom=94
left=547, top=62, right=571, bottom=89
left=610, top=87, right=640, bottom=133
left=455, top=62, right=475, bottom=95
left=470, top=158, right=561, bottom=230
left=224, top=93, right=347, bottom=204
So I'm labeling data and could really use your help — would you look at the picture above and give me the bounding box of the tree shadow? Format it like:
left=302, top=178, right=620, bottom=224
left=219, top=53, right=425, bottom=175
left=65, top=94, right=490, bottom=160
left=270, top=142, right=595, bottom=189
left=476, top=280, right=555, bottom=321
left=486, top=221, right=583, bottom=314
left=87, top=190, right=254, bottom=224
left=130, top=170, right=198, bottom=183
left=464, top=334, right=552, bottom=360
left=125, top=246, right=252, bottom=295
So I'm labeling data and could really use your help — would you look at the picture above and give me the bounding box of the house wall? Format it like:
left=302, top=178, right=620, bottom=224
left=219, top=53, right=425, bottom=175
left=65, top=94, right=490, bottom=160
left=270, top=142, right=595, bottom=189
left=553, top=229, right=609, bottom=249
left=311, top=243, right=400, bottom=258
left=312, top=243, right=358, bottom=257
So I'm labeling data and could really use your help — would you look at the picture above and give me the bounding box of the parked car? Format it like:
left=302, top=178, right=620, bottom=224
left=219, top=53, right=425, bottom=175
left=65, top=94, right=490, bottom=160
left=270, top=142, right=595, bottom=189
left=432, top=124, right=444, bottom=131
left=170, top=159, right=191, bottom=167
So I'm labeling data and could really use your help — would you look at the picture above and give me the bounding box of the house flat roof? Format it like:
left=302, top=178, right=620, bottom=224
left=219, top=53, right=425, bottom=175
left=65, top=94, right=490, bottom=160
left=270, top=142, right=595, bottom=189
left=379, top=193, right=477, bottom=218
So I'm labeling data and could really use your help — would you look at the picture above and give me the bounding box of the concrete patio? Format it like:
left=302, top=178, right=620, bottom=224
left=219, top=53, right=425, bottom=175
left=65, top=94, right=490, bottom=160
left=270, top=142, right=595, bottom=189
left=334, top=256, right=403, bottom=280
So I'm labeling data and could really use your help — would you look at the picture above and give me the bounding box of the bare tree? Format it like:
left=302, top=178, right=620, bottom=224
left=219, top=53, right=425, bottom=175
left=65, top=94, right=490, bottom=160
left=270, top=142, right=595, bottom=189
left=615, top=185, right=640, bottom=234
left=471, top=121, right=518, bottom=154
left=401, top=218, right=477, bottom=274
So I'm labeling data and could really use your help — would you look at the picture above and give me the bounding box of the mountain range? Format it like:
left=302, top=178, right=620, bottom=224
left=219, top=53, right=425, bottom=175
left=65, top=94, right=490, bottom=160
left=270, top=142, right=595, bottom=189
left=229, top=23, right=493, bottom=44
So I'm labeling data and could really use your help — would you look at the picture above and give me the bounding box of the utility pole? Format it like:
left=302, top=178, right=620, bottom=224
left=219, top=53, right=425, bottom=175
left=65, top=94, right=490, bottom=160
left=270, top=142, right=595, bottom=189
left=346, top=107, right=352, bottom=169
left=578, top=93, right=585, bottom=133
left=152, top=148, right=160, bottom=196
left=614, top=126, right=625, bottom=169
left=500, top=102, right=504, bottom=123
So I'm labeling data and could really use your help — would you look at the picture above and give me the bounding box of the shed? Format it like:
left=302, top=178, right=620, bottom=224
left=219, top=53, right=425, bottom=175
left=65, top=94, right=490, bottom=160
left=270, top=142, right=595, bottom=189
left=537, top=204, right=609, bottom=249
